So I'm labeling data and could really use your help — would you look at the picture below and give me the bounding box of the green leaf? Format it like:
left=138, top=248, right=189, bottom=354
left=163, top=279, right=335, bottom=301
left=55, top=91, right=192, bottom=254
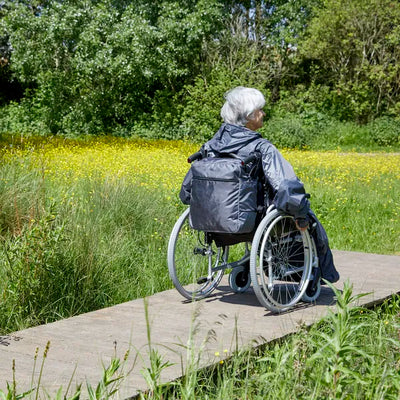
left=86, top=383, right=96, bottom=400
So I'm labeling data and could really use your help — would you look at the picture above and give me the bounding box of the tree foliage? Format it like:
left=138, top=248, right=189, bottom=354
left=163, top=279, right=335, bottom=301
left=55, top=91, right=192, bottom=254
left=301, top=0, right=400, bottom=121
left=0, top=0, right=400, bottom=139
left=1, top=0, right=222, bottom=134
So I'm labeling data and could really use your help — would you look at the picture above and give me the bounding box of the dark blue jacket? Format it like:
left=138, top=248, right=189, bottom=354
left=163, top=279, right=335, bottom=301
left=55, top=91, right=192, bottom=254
left=180, top=123, right=339, bottom=283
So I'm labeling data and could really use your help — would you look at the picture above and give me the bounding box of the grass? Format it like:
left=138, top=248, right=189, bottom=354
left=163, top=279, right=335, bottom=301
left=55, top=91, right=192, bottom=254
left=149, top=283, right=400, bottom=400
left=0, top=168, right=181, bottom=332
left=0, top=134, right=399, bottom=336
left=287, top=151, right=400, bottom=254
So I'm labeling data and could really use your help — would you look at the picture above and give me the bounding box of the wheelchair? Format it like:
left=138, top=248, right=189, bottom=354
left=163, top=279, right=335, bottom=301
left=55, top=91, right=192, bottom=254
left=167, top=204, right=322, bottom=313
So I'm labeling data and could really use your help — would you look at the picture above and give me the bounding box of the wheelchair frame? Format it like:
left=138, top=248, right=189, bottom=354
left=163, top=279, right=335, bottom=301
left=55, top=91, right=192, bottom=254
left=167, top=205, right=322, bottom=313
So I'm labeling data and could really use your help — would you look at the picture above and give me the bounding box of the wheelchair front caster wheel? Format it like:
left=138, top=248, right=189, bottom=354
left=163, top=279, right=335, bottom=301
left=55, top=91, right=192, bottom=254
left=302, top=278, right=321, bottom=302
left=229, top=266, right=251, bottom=293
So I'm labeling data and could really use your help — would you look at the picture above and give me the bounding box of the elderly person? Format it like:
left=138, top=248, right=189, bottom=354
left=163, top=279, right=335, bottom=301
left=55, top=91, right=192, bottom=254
left=180, top=86, right=339, bottom=283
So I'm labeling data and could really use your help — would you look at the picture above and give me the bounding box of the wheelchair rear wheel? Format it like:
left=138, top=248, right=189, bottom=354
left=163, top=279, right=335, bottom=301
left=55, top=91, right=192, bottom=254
left=168, top=208, right=227, bottom=300
left=250, top=209, right=313, bottom=312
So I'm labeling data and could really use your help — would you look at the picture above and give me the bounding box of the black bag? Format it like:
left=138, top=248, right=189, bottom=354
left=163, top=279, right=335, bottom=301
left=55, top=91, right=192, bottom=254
left=189, top=154, right=259, bottom=234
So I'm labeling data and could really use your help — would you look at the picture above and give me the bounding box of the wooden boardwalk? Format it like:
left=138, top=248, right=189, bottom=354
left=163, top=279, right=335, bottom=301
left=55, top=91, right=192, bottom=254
left=0, top=250, right=399, bottom=398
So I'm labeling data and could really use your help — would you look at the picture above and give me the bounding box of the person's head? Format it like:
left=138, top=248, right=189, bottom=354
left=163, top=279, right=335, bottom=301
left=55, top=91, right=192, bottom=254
left=220, top=86, right=266, bottom=130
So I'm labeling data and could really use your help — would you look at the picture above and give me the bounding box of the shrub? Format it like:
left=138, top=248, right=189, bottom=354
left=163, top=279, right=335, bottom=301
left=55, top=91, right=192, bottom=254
left=178, top=68, right=272, bottom=142
left=261, top=114, right=318, bottom=149
left=0, top=100, right=50, bottom=136
left=368, top=117, right=400, bottom=147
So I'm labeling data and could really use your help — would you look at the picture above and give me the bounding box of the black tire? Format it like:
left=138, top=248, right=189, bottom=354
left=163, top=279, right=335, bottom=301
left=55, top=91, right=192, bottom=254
left=229, top=266, right=251, bottom=293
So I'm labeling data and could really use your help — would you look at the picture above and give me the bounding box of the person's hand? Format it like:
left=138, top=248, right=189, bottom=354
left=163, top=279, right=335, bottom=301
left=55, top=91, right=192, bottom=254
left=295, top=218, right=309, bottom=232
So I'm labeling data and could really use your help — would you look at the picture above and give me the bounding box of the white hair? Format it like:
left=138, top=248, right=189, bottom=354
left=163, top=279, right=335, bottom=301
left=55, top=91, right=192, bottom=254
left=220, top=86, right=265, bottom=126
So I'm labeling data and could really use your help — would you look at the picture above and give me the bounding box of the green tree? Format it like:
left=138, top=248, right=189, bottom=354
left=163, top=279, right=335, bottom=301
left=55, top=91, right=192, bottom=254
left=301, top=0, right=400, bottom=121
left=177, top=0, right=320, bottom=139
left=1, top=0, right=223, bottom=134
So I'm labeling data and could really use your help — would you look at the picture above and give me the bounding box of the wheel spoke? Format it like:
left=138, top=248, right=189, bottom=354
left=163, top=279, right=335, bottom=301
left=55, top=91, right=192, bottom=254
left=250, top=211, right=313, bottom=312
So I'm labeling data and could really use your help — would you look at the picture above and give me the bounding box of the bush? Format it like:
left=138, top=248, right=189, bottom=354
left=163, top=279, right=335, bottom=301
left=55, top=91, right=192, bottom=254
left=178, top=72, right=240, bottom=141
left=261, top=112, right=328, bottom=149
left=312, top=120, right=372, bottom=150
left=0, top=100, right=50, bottom=136
left=367, top=117, right=400, bottom=146
left=261, top=112, right=400, bottom=151
left=177, top=68, right=272, bottom=142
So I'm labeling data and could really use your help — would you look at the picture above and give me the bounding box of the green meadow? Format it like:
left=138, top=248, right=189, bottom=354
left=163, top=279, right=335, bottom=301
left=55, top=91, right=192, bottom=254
left=0, top=136, right=399, bottom=334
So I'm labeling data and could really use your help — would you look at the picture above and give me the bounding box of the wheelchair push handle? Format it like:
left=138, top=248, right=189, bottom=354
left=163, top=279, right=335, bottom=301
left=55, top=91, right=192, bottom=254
left=187, top=151, right=203, bottom=163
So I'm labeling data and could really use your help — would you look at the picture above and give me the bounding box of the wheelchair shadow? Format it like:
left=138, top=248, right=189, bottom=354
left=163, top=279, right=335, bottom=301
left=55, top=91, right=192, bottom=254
left=203, top=285, right=338, bottom=315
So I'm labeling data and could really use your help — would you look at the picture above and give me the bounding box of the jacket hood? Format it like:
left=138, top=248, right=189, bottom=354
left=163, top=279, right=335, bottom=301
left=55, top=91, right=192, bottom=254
left=205, top=123, right=262, bottom=155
